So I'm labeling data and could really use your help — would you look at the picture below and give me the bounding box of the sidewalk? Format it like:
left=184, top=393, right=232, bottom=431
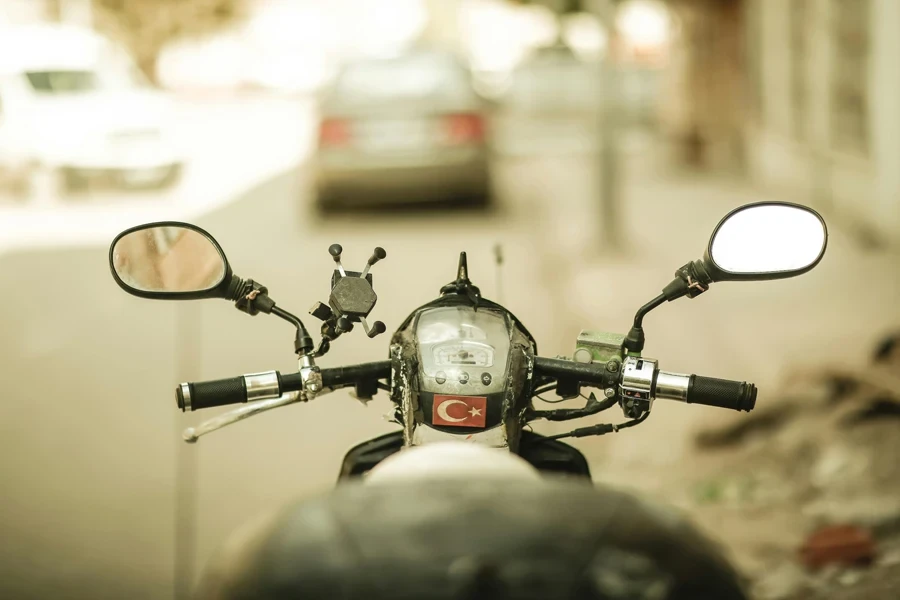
left=506, top=141, right=900, bottom=481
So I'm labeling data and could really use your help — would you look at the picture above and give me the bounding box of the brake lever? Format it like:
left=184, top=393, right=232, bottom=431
left=182, top=391, right=303, bottom=443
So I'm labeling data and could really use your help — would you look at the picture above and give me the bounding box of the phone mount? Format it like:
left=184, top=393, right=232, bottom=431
left=309, top=243, right=387, bottom=356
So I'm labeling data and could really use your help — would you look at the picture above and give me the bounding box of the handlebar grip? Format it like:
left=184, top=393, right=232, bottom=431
left=687, top=375, right=757, bottom=412
left=176, top=371, right=283, bottom=412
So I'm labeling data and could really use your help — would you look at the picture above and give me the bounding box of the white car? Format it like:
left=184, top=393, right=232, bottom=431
left=0, top=24, right=184, bottom=198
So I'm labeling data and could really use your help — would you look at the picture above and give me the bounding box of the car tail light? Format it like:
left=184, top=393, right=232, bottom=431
left=318, top=118, right=350, bottom=147
left=444, top=113, right=485, bottom=144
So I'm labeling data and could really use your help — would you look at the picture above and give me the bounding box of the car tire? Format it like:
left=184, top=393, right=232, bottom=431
left=314, top=188, right=344, bottom=214
left=459, top=178, right=493, bottom=209
left=62, top=168, right=90, bottom=194
left=7, top=170, right=31, bottom=201
left=463, top=189, right=491, bottom=208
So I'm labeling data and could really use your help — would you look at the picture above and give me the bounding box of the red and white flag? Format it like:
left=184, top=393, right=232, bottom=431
left=432, top=395, right=487, bottom=428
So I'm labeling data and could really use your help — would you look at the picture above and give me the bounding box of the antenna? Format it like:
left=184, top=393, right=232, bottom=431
left=493, top=243, right=504, bottom=304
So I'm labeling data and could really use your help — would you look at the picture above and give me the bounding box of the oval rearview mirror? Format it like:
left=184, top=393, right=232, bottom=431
left=109, top=222, right=233, bottom=299
left=703, top=202, right=827, bottom=282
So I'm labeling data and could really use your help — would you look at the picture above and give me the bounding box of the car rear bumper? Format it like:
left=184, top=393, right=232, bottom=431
left=315, top=148, right=490, bottom=203
left=62, top=163, right=182, bottom=189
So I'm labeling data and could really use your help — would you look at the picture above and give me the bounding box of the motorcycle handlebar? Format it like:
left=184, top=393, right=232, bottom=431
left=175, top=358, right=753, bottom=414
left=176, top=361, right=393, bottom=412
left=531, top=356, right=756, bottom=413
left=532, top=356, right=610, bottom=385
left=320, top=361, right=392, bottom=388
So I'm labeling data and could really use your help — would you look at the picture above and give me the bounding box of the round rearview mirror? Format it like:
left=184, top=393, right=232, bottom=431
left=704, top=202, right=827, bottom=282
left=110, top=223, right=231, bottom=298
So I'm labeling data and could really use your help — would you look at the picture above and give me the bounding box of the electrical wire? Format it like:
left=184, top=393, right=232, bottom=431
left=532, top=382, right=578, bottom=404
left=532, top=383, right=556, bottom=396
left=539, top=411, right=650, bottom=442
left=535, top=394, right=569, bottom=404
left=533, top=384, right=598, bottom=405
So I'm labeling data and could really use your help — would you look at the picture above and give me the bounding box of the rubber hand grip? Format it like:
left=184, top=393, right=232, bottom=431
left=687, top=375, right=757, bottom=412
left=176, top=377, right=247, bottom=412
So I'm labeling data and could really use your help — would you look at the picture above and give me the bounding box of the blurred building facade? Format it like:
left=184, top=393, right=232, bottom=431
left=743, top=0, right=900, bottom=247
left=661, top=0, right=745, bottom=169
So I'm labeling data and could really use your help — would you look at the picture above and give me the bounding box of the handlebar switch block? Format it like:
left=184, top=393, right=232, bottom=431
left=620, top=356, right=658, bottom=418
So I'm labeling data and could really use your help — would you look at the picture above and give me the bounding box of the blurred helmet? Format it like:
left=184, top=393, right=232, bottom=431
left=195, top=479, right=748, bottom=600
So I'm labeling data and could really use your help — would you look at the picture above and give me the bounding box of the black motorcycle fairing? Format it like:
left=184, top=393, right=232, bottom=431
left=337, top=430, right=592, bottom=481
left=518, top=432, right=592, bottom=478
left=337, top=431, right=404, bottom=480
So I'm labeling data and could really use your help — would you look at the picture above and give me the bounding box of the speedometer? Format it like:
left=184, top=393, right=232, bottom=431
left=433, top=343, right=493, bottom=367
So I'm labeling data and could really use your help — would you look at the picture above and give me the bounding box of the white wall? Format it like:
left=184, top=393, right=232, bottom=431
left=0, top=0, right=47, bottom=24
left=747, top=0, right=900, bottom=246
left=870, top=0, right=900, bottom=239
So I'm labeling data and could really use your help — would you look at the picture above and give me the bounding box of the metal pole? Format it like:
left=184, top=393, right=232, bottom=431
left=599, top=49, right=621, bottom=248
left=174, top=303, right=202, bottom=599
left=595, top=1, right=622, bottom=250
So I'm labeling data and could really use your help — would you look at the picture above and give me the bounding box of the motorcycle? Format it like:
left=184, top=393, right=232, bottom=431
left=108, top=201, right=827, bottom=599
left=108, top=201, right=827, bottom=480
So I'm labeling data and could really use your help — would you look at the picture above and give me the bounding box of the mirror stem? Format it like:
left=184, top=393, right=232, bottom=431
left=623, top=293, right=666, bottom=355
left=623, top=260, right=716, bottom=354
left=632, top=294, right=666, bottom=329
left=271, top=306, right=315, bottom=355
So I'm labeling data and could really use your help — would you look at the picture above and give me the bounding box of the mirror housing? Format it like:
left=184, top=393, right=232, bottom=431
left=700, top=201, right=828, bottom=282
left=109, top=222, right=316, bottom=355
left=109, top=222, right=238, bottom=301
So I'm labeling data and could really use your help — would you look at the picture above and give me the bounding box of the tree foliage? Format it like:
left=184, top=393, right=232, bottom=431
left=92, top=0, right=246, bottom=81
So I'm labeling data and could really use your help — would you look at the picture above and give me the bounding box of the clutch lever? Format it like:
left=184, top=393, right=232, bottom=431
left=183, top=391, right=303, bottom=443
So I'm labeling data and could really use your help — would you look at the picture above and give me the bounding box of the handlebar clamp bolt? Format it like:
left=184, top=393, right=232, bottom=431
left=606, top=360, right=620, bottom=373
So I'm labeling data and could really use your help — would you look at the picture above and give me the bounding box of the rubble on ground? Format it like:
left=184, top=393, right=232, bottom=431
left=685, top=332, right=900, bottom=599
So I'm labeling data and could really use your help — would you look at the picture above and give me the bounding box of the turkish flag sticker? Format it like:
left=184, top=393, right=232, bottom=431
left=432, top=395, right=488, bottom=428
